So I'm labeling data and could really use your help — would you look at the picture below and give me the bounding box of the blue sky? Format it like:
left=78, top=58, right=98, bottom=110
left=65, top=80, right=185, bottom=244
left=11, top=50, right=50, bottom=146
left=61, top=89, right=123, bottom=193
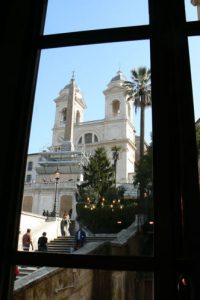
left=28, top=1, right=199, bottom=153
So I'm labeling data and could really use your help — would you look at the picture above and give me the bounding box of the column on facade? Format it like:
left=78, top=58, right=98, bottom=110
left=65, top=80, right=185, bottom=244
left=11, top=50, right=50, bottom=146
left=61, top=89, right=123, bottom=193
left=63, top=78, right=75, bottom=150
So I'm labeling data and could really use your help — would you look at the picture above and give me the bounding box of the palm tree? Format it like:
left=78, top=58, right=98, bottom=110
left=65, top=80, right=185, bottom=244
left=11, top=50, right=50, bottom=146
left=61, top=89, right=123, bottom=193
left=111, top=145, right=122, bottom=188
left=124, top=67, right=151, bottom=158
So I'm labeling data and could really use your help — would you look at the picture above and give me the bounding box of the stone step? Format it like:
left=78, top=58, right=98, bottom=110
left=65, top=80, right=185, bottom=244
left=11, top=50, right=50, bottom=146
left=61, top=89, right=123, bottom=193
left=46, top=235, right=116, bottom=254
left=16, top=266, right=39, bottom=279
left=47, top=249, right=72, bottom=254
left=48, top=241, right=74, bottom=245
left=53, top=236, right=116, bottom=241
left=49, top=240, right=74, bottom=244
left=47, top=245, right=73, bottom=250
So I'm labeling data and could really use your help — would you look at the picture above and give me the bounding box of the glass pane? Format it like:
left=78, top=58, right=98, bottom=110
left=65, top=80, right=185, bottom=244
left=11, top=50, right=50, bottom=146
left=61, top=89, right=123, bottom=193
left=19, top=41, right=153, bottom=257
left=44, top=0, right=149, bottom=35
left=188, top=37, right=200, bottom=183
left=14, top=266, right=154, bottom=299
left=185, top=0, right=200, bottom=21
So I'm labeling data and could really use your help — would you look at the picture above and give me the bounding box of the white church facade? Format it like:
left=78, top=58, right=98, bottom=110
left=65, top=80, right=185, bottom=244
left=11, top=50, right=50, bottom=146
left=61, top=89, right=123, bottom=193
left=22, top=70, right=138, bottom=220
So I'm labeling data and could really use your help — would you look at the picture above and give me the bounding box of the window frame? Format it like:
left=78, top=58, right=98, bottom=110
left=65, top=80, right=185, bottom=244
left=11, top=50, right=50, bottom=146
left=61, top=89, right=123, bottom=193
left=26, top=174, right=32, bottom=183
left=84, top=133, right=93, bottom=144
left=0, top=0, right=200, bottom=299
left=27, top=161, right=33, bottom=171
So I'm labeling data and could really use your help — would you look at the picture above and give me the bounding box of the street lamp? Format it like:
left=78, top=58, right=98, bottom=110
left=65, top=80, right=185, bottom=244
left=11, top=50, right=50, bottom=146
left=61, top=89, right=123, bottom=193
left=52, top=168, right=60, bottom=217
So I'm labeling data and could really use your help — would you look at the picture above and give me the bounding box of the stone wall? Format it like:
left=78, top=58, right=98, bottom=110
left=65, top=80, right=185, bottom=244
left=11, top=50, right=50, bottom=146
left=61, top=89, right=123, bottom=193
left=14, top=268, right=93, bottom=300
left=14, top=267, right=152, bottom=300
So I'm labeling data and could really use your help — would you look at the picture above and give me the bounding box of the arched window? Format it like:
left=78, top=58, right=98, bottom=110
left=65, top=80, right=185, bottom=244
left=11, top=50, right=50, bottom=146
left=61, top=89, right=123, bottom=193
left=94, top=134, right=98, bottom=142
left=62, top=108, right=67, bottom=122
left=85, top=133, right=92, bottom=144
left=112, top=100, right=120, bottom=115
left=78, top=136, right=82, bottom=144
left=78, top=133, right=99, bottom=144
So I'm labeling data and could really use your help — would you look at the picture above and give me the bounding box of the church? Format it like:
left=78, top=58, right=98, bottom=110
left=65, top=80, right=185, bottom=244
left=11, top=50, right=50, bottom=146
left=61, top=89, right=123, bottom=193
left=22, top=70, right=138, bottom=220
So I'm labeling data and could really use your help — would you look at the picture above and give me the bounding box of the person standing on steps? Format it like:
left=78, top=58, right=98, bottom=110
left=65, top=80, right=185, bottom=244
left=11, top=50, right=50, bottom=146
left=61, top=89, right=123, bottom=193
left=61, top=211, right=71, bottom=236
left=65, top=211, right=71, bottom=237
left=38, top=232, right=48, bottom=252
left=74, top=225, right=86, bottom=250
left=22, top=228, right=34, bottom=251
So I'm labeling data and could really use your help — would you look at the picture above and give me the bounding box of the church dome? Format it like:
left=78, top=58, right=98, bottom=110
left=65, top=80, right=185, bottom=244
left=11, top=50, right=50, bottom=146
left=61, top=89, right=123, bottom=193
left=59, top=80, right=81, bottom=97
left=110, top=70, right=127, bottom=82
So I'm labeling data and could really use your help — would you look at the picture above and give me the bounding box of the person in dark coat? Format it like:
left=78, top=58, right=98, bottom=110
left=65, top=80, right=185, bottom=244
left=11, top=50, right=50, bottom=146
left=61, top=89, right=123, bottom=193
left=74, top=226, right=86, bottom=250
left=37, top=232, right=48, bottom=252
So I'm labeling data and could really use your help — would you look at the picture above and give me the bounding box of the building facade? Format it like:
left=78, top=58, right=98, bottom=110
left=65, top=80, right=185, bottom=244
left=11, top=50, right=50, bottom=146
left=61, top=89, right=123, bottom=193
left=23, top=71, right=137, bottom=218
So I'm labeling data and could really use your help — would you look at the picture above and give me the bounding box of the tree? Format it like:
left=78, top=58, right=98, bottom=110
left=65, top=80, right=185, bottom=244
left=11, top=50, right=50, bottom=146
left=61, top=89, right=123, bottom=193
left=134, top=142, right=153, bottom=195
left=111, top=145, right=122, bottom=188
left=81, top=147, right=114, bottom=202
left=123, top=67, right=151, bottom=158
left=134, top=142, right=153, bottom=219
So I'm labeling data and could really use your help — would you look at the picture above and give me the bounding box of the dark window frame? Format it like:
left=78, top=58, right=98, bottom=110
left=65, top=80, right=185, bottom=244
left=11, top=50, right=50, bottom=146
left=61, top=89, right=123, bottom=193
left=94, top=134, right=98, bottom=143
left=26, top=174, right=32, bottom=183
left=0, top=0, right=200, bottom=299
left=78, top=136, right=83, bottom=144
left=84, top=133, right=93, bottom=144
left=61, top=107, right=67, bottom=122
left=112, top=99, right=120, bottom=115
left=27, top=161, right=33, bottom=171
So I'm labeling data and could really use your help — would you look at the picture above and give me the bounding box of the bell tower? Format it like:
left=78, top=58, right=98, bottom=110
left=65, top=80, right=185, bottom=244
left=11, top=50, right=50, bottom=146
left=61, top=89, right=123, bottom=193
left=51, top=75, right=86, bottom=150
left=103, top=70, right=136, bottom=184
left=103, top=70, right=133, bottom=123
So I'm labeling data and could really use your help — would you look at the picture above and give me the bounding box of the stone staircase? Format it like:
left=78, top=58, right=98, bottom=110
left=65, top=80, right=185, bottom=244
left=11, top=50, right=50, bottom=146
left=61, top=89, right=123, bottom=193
left=47, top=236, right=74, bottom=254
left=47, top=234, right=117, bottom=254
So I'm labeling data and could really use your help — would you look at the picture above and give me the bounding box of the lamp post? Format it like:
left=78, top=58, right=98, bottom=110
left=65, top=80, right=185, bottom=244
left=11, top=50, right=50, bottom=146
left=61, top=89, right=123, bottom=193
left=52, top=168, right=60, bottom=218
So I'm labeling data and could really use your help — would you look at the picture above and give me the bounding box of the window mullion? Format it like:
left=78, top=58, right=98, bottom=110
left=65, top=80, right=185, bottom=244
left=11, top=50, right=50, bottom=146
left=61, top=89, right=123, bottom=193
left=0, top=1, right=48, bottom=299
left=149, top=0, right=190, bottom=299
